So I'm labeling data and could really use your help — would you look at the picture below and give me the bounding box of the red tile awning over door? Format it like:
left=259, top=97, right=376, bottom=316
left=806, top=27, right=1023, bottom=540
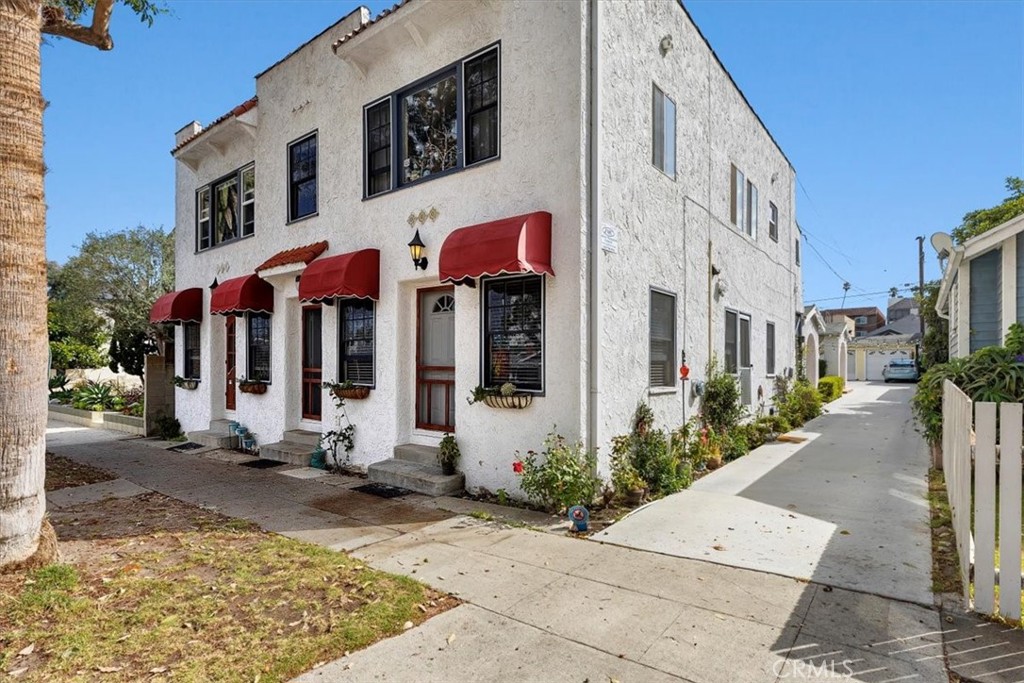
left=150, top=288, right=203, bottom=324
left=438, top=211, right=554, bottom=284
left=298, top=248, right=380, bottom=302
left=210, top=274, right=274, bottom=315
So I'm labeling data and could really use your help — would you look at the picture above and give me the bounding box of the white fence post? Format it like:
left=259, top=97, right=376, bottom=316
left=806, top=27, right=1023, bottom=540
left=974, top=402, right=997, bottom=615
left=999, top=402, right=1023, bottom=621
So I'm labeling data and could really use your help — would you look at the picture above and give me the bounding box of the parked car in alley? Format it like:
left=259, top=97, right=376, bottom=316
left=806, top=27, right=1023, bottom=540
left=882, top=359, right=919, bottom=383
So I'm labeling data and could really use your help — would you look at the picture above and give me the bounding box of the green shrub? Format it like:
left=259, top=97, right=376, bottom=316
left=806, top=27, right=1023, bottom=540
left=817, top=376, right=844, bottom=403
left=778, top=379, right=822, bottom=427
left=71, top=381, right=117, bottom=411
left=759, top=414, right=791, bottom=435
left=515, top=433, right=599, bottom=513
left=153, top=413, right=183, bottom=441
left=722, top=428, right=749, bottom=462
left=610, top=404, right=687, bottom=499
left=701, top=357, right=744, bottom=432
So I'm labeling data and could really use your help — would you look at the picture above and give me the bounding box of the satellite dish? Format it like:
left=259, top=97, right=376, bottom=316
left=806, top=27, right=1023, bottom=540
left=931, top=232, right=954, bottom=260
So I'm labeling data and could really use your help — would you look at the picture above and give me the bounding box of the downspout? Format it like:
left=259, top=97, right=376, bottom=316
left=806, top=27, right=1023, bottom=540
left=707, top=239, right=713, bottom=362
left=586, top=0, right=601, bottom=455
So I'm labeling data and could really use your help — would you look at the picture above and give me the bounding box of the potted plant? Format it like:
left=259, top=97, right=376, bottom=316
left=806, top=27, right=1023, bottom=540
left=238, top=377, right=267, bottom=395
left=172, top=375, right=199, bottom=390
left=611, top=452, right=646, bottom=506
left=437, top=433, right=460, bottom=475
left=322, top=379, right=370, bottom=400
left=468, top=383, right=533, bottom=409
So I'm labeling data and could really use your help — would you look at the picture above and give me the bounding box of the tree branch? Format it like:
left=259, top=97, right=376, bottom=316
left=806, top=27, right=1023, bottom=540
left=41, top=0, right=115, bottom=50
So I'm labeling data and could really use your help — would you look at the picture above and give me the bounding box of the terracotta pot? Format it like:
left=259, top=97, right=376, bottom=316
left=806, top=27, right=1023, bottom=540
left=625, top=489, right=645, bottom=506
left=333, top=386, right=371, bottom=400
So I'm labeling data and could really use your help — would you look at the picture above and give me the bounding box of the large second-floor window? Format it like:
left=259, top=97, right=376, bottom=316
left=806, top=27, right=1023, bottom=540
left=483, top=275, right=543, bottom=392
left=196, top=163, right=254, bottom=252
left=364, top=44, right=500, bottom=197
left=769, top=202, right=779, bottom=242
left=288, top=132, right=317, bottom=221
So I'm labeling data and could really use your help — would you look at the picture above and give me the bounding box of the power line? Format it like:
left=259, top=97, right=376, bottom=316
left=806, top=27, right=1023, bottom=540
left=807, top=285, right=916, bottom=304
left=801, top=228, right=851, bottom=285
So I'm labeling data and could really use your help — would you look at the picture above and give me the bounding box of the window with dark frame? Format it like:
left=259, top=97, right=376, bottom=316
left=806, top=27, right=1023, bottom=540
left=730, top=164, right=746, bottom=232
left=725, top=310, right=738, bottom=373
left=196, top=164, right=255, bottom=252
left=365, top=101, right=391, bottom=197
left=795, top=237, right=801, bottom=265
left=652, top=85, right=676, bottom=177
left=724, top=310, right=751, bottom=374
left=769, top=202, right=778, bottom=242
left=766, top=321, right=776, bottom=376
left=183, top=322, right=201, bottom=380
left=288, top=133, right=317, bottom=221
left=649, top=289, right=676, bottom=388
left=363, top=44, right=500, bottom=197
left=482, top=275, right=543, bottom=392
left=340, top=300, right=375, bottom=387
left=247, top=313, right=271, bottom=382
left=745, top=179, right=757, bottom=238
left=465, top=48, right=499, bottom=165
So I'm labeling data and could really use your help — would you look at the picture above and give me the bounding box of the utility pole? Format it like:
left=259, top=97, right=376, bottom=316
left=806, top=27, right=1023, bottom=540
left=916, top=235, right=925, bottom=366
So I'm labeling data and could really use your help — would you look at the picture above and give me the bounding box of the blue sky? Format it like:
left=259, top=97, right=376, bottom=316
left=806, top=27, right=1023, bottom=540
left=41, top=0, right=1023, bottom=314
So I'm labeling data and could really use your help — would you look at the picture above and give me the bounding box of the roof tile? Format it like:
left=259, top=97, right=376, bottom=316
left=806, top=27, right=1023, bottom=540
left=254, top=241, right=329, bottom=272
left=172, top=97, right=258, bottom=154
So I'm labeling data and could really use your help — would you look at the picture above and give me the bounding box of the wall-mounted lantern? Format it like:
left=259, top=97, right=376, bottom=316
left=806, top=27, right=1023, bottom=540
left=408, top=229, right=428, bottom=271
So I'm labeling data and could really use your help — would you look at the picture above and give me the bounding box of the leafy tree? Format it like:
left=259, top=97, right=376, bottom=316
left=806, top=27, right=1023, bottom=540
left=47, top=260, right=108, bottom=369
left=0, top=0, right=163, bottom=571
left=916, top=280, right=948, bottom=370
left=57, top=225, right=173, bottom=378
left=951, top=177, right=1024, bottom=244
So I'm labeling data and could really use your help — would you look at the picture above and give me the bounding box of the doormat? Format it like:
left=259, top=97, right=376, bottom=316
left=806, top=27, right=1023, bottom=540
left=167, top=442, right=205, bottom=453
left=352, top=483, right=412, bottom=499
left=239, top=459, right=286, bottom=469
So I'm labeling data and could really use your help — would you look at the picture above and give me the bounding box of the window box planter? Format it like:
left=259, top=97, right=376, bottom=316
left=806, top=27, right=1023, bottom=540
left=332, top=386, right=371, bottom=400
left=482, top=394, right=533, bottom=410
left=178, top=379, right=199, bottom=390
left=239, top=381, right=268, bottom=395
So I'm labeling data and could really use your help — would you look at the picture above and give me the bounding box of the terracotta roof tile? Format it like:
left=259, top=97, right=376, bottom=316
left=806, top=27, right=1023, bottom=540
left=254, top=241, right=328, bottom=273
left=331, top=0, right=414, bottom=52
left=172, top=97, right=258, bottom=154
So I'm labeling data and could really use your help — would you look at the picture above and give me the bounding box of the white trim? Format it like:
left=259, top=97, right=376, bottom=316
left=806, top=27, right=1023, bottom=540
left=963, top=212, right=1024, bottom=259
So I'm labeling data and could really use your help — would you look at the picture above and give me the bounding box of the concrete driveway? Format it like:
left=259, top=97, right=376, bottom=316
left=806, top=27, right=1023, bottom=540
left=594, top=382, right=934, bottom=606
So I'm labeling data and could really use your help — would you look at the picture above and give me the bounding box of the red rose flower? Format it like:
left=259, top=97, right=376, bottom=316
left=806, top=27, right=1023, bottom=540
left=512, top=461, right=524, bottom=474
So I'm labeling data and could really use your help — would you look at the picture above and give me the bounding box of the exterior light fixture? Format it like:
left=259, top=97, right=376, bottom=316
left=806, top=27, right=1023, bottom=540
left=408, top=229, right=428, bottom=270
left=210, top=277, right=219, bottom=290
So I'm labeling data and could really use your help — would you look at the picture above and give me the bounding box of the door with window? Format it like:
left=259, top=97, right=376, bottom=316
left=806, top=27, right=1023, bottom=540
left=417, top=287, right=455, bottom=431
left=225, top=316, right=236, bottom=411
left=302, top=306, right=322, bottom=421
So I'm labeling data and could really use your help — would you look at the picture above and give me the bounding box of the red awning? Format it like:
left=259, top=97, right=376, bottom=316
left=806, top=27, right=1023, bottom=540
left=439, top=211, right=554, bottom=284
left=210, top=274, right=274, bottom=315
left=150, top=288, right=203, bottom=324
left=299, top=249, right=380, bottom=302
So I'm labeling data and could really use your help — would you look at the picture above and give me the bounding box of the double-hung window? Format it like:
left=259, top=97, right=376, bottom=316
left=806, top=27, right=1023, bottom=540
left=247, top=313, right=271, bottom=382
left=730, top=165, right=746, bottom=232
left=196, top=163, right=255, bottom=251
left=746, top=180, right=758, bottom=237
left=766, top=321, right=776, bottom=376
left=652, top=85, right=676, bottom=178
left=482, top=275, right=543, bottom=392
left=183, top=323, right=201, bottom=380
left=288, top=132, right=317, bottom=221
left=363, top=44, right=500, bottom=197
left=769, top=202, right=778, bottom=242
left=724, top=310, right=752, bottom=374
left=339, top=300, right=375, bottom=387
left=649, top=289, right=676, bottom=388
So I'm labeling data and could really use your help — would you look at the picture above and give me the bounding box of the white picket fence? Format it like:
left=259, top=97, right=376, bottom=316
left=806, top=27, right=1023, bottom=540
left=942, top=380, right=1023, bottom=621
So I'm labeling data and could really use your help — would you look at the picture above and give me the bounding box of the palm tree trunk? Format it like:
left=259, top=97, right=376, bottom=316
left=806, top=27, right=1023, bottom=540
left=0, top=0, right=51, bottom=569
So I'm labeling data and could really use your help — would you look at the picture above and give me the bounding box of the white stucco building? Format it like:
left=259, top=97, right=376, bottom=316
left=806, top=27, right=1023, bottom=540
left=152, top=0, right=804, bottom=495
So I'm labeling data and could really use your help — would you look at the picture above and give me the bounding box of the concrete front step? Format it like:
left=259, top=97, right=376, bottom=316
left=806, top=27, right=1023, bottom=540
left=367, top=458, right=464, bottom=497
left=260, top=440, right=315, bottom=467
left=394, top=443, right=440, bottom=466
left=283, top=429, right=321, bottom=448
left=187, top=429, right=238, bottom=449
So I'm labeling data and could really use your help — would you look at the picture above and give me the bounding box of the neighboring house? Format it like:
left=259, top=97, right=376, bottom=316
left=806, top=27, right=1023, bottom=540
left=151, top=0, right=803, bottom=495
left=820, top=315, right=853, bottom=380
left=863, top=315, right=922, bottom=338
left=822, top=306, right=886, bottom=337
left=801, top=305, right=826, bottom=387
left=887, top=296, right=918, bottom=323
left=935, top=213, right=1024, bottom=358
left=847, top=334, right=917, bottom=381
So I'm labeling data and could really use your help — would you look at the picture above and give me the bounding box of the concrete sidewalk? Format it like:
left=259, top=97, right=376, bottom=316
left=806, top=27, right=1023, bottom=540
left=595, top=382, right=934, bottom=606
left=46, top=419, right=954, bottom=682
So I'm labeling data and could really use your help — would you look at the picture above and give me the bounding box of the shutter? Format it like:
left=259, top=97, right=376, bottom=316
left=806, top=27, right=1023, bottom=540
left=970, top=248, right=1002, bottom=352
left=649, top=291, right=675, bottom=387
left=730, top=165, right=737, bottom=225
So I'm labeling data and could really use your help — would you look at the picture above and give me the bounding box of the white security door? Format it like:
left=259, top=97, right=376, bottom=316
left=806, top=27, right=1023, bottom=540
left=417, top=288, right=456, bottom=431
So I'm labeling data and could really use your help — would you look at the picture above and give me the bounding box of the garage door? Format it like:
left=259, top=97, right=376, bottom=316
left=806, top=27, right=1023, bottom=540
left=846, top=351, right=856, bottom=381
left=865, top=349, right=911, bottom=381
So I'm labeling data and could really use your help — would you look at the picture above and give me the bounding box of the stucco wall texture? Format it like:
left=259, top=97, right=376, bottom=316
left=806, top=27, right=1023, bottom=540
left=170, top=0, right=802, bottom=494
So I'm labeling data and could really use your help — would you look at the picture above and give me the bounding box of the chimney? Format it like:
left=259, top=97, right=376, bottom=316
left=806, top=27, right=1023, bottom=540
left=175, top=121, right=202, bottom=147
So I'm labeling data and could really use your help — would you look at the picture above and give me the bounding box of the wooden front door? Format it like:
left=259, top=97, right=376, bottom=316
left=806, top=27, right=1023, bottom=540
left=302, top=306, right=322, bottom=420
left=225, top=316, right=236, bottom=411
left=416, top=287, right=455, bottom=431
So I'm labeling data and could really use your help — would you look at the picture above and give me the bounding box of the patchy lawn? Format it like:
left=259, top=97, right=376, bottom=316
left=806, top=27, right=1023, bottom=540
left=1, top=493, right=456, bottom=682
left=928, top=468, right=961, bottom=596
left=44, top=453, right=117, bottom=491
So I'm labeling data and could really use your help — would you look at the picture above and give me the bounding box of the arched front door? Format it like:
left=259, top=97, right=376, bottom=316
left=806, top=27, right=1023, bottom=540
left=416, top=287, right=455, bottom=431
